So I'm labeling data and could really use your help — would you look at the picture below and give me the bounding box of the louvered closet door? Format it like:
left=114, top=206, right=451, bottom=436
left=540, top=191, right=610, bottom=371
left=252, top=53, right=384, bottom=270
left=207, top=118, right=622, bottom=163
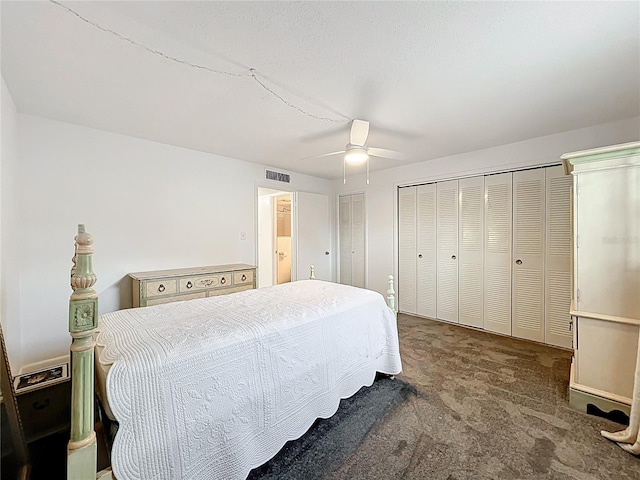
left=545, top=166, right=572, bottom=348
left=339, top=195, right=352, bottom=285
left=458, top=176, right=484, bottom=328
left=351, top=194, right=366, bottom=288
left=416, top=184, right=437, bottom=318
left=512, top=169, right=545, bottom=342
left=484, top=173, right=512, bottom=335
left=399, top=187, right=417, bottom=314
left=437, top=180, right=459, bottom=323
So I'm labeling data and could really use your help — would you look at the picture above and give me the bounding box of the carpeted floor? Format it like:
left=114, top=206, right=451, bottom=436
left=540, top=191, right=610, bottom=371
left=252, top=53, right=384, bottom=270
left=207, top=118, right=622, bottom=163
left=252, top=314, right=639, bottom=479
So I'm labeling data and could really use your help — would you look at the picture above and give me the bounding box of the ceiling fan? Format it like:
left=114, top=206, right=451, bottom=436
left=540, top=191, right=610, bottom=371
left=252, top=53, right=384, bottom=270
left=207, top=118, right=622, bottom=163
left=311, top=119, right=405, bottom=184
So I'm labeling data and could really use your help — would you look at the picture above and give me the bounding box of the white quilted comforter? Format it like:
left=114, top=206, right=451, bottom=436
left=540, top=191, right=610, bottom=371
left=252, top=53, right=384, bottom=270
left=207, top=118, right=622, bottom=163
left=96, top=280, right=402, bottom=480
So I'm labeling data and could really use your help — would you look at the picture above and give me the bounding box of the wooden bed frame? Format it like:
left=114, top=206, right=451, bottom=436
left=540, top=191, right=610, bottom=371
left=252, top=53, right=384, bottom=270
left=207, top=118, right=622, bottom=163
left=66, top=224, right=397, bottom=480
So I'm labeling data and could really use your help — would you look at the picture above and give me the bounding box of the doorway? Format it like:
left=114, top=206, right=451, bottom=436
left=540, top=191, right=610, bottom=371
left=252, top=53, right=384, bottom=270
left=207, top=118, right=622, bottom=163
left=257, top=188, right=292, bottom=287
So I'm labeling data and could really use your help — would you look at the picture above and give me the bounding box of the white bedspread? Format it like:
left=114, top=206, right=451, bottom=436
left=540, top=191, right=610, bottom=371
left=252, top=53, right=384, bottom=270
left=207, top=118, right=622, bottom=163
left=96, top=280, right=402, bottom=480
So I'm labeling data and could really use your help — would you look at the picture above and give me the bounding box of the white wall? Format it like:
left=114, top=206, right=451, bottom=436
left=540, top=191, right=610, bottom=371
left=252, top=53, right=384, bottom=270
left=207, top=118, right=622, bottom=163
left=1, top=76, right=22, bottom=371
left=333, top=116, right=640, bottom=301
left=10, top=114, right=334, bottom=367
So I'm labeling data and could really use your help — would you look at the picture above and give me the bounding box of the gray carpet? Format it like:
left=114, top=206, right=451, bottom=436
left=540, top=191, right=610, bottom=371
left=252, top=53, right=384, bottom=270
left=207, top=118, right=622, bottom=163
left=251, top=314, right=640, bottom=479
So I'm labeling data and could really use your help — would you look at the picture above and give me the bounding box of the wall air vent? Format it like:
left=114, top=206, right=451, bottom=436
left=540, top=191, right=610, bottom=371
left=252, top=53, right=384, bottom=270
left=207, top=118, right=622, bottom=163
left=266, top=169, right=290, bottom=183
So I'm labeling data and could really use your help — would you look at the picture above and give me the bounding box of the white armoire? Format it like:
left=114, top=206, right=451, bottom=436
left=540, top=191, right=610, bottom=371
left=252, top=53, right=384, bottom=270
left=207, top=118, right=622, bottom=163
left=339, top=193, right=365, bottom=288
left=398, top=165, right=572, bottom=349
left=563, top=142, right=640, bottom=416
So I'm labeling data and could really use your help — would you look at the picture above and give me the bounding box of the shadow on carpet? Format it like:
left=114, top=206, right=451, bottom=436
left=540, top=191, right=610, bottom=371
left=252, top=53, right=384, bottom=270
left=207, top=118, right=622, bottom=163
left=248, top=376, right=416, bottom=480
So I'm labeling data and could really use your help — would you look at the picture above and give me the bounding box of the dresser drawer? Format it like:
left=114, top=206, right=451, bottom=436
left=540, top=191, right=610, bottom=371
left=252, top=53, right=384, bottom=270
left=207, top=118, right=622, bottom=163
left=147, top=291, right=206, bottom=306
left=208, top=285, right=253, bottom=297
left=179, top=274, right=230, bottom=292
left=233, top=270, right=254, bottom=285
left=146, top=279, right=177, bottom=298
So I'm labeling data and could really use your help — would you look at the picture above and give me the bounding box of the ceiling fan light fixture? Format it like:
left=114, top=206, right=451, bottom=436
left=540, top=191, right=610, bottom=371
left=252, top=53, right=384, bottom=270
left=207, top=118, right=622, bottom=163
left=344, top=146, right=369, bottom=165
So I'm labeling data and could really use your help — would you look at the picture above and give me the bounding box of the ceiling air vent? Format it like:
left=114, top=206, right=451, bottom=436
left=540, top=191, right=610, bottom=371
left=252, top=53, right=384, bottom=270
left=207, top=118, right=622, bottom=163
left=266, top=169, right=290, bottom=183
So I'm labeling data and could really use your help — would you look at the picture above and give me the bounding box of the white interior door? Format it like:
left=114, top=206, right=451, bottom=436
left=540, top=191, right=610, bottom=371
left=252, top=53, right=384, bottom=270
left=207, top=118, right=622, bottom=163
left=458, top=176, right=484, bottom=328
left=350, top=193, right=366, bottom=288
left=398, top=187, right=417, bottom=314
left=437, top=180, right=459, bottom=323
left=339, top=195, right=352, bottom=285
left=545, top=166, right=572, bottom=348
left=293, top=192, right=331, bottom=281
left=416, top=184, right=437, bottom=318
left=512, top=169, right=545, bottom=342
left=484, top=172, right=512, bottom=335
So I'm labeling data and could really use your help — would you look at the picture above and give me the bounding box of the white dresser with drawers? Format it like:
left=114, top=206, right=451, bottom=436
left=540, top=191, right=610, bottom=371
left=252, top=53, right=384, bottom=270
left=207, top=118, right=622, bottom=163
left=129, top=264, right=256, bottom=307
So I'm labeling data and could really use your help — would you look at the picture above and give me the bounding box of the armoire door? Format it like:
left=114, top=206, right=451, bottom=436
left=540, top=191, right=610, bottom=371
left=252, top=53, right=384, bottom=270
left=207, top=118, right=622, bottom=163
left=398, top=187, right=417, bottom=314
left=545, top=166, right=572, bottom=348
left=484, top=172, right=512, bottom=335
left=416, top=184, right=437, bottom=318
left=437, top=180, right=459, bottom=323
left=512, top=169, right=545, bottom=342
left=458, top=176, right=484, bottom=328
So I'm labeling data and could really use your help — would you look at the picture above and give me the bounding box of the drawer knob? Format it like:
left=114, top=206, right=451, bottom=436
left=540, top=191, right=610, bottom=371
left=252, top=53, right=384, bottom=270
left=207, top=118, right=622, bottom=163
left=158, top=284, right=166, bottom=293
left=516, top=259, right=523, bottom=265
left=241, top=274, right=246, bottom=281
left=221, top=277, right=227, bottom=285
left=186, top=281, right=193, bottom=289
left=451, top=255, right=456, bottom=260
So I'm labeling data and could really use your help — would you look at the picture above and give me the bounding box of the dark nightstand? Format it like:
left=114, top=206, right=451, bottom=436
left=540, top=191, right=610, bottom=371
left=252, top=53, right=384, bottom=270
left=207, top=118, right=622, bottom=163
left=17, top=379, right=71, bottom=443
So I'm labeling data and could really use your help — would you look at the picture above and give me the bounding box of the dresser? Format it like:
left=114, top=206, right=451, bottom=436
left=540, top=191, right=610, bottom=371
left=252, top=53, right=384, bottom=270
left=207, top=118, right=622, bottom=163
left=129, top=264, right=256, bottom=307
left=562, top=142, right=640, bottom=416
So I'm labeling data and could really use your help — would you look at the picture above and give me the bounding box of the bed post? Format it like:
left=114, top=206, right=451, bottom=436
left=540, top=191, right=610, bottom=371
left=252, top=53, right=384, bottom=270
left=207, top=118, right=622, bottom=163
left=387, top=275, right=396, bottom=314
left=67, top=224, right=98, bottom=479
left=310, top=264, right=316, bottom=279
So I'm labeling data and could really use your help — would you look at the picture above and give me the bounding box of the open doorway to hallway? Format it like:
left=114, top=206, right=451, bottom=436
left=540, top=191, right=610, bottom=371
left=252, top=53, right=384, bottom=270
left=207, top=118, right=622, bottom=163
left=257, top=188, right=292, bottom=287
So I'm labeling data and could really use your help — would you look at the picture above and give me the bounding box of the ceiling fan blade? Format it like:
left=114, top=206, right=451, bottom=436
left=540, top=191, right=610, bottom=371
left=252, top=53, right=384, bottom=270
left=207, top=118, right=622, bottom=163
left=301, top=150, right=345, bottom=160
left=368, top=147, right=406, bottom=160
left=350, top=119, right=369, bottom=146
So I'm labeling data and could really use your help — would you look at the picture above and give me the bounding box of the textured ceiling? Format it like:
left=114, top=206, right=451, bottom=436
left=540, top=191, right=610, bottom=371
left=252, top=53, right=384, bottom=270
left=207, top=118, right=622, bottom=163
left=2, top=1, right=638, bottom=179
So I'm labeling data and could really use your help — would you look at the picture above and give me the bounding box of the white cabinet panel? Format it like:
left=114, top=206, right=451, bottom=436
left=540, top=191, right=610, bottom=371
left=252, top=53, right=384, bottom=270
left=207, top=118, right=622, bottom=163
left=416, top=184, right=437, bottom=318
left=545, top=166, right=572, bottom=348
left=484, top=173, right=512, bottom=335
left=512, top=169, right=545, bottom=342
left=437, top=180, right=459, bottom=323
left=458, top=176, right=484, bottom=328
left=399, top=187, right=417, bottom=314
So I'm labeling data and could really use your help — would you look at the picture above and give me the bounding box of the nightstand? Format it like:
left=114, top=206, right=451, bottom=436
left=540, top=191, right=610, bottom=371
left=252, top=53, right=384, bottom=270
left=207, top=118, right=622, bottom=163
left=17, top=379, right=71, bottom=443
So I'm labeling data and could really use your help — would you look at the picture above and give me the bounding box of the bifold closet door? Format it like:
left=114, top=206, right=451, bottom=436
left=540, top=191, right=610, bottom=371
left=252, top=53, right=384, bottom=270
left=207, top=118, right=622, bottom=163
left=339, top=194, right=365, bottom=288
left=484, top=173, right=512, bottom=335
left=398, top=187, right=417, bottom=314
left=416, top=184, right=437, bottom=318
left=350, top=194, right=365, bottom=288
left=437, top=180, right=459, bottom=323
left=458, top=176, right=484, bottom=328
left=339, top=195, right=352, bottom=286
left=512, top=169, right=545, bottom=343
left=545, top=166, right=572, bottom=348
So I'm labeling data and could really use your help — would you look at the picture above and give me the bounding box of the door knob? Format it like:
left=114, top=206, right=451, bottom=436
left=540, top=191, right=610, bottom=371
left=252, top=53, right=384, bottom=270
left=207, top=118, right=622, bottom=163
left=325, top=251, right=330, bottom=255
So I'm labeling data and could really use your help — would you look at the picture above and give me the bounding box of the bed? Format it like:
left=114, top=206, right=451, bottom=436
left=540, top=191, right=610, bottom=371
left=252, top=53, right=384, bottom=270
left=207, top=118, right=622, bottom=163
left=66, top=225, right=402, bottom=480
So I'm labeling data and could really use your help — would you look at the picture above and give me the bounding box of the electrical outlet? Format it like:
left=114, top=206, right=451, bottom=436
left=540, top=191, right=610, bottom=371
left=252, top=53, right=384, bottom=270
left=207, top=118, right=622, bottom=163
left=240, top=232, right=246, bottom=241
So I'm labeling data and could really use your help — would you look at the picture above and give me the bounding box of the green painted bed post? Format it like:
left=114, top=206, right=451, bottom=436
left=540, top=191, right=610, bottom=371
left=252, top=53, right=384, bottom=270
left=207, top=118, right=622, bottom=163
left=67, top=224, right=98, bottom=479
